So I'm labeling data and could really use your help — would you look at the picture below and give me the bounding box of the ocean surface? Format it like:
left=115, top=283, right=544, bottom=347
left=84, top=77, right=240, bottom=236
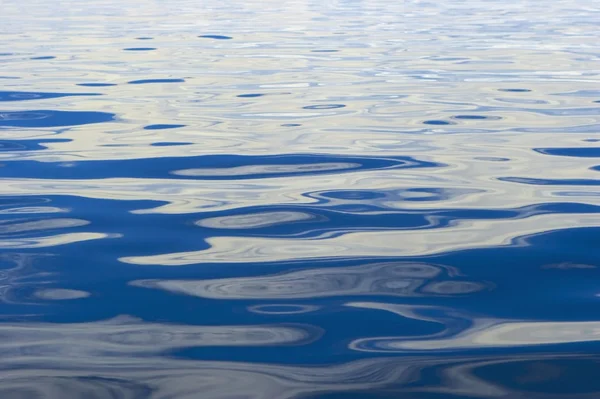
left=1, top=0, right=600, bottom=397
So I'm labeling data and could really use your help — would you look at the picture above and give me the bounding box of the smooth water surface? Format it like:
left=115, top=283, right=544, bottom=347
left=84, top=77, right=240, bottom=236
left=1, top=0, right=600, bottom=397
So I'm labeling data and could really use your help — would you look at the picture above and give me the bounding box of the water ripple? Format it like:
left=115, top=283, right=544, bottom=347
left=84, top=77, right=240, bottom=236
left=1, top=0, right=600, bottom=396
left=131, top=261, right=487, bottom=299
left=0, top=154, right=437, bottom=180
left=0, top=110, right=115, bottom=128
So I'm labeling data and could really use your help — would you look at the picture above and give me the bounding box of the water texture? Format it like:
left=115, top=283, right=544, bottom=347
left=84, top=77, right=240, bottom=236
left=1, top=0, right=600, bottom=397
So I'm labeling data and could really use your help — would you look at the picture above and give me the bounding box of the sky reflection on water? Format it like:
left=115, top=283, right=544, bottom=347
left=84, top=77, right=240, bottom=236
left=1, top=0, right=600, bottom=397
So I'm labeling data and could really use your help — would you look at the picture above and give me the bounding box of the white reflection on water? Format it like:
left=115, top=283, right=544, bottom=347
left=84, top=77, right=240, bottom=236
left=0, top=218, right=88, bottom=235
left=0, top=316, right=318, bottom=353
left=0, top=320, right=598, bottom=399
left=0, top=217, right=118, bottom=249
left=197, top=211, right=317, bottom=229
left=173, top=162, right=361, bottom=177
left=122, top=215, right=600, bottom=265
left=34, top=289, right=91, bottom=300
left=130, top=261, right=486, bottom=299
left=347, top=302, right=600, bottom=352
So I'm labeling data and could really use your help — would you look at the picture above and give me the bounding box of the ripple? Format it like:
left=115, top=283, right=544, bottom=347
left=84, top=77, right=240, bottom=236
left=198, top=35, right=233, bottom=40
left=150, top=142, right=192, bottom=147
left=498, top=88, right=532, bottom=92
left=170, top=155, right=430, bottom=179
left=0, top=91, right=100, bottom=102
left=248, top=304, right=320, bottom=315
left=542, top=262, right=597, bottom=269
left=122, top=215, right=600, bottom=265
left=0, top=154, right=434, bottom=180
left=127, top=79, right=184, bottom=84
left=34, top=288, right=91, bottom=300
left=0, top=110, right=115, bottom=127
left=0, top=138, right=69, bottom=151
left=0, top=377, right=151, bottom=399
left=173, top=162, right=360, bottom=177
left=452, top=115, right=501, bottom=120
left=76, top=83, right=117, bottom=87
left=303, top=104, right=346, bottom=110
left=130, top=261, right=487, bottom=299
left=423, top=120, right=454, bottom=125
left=534, top=147, right=600, bottom=158
left=348, top=302, right=600, bottom=352
left=0, top=217, right=89, bottom=235
left=197, top=211, right=317, bottom=229
left=143, top=124, right=186, bottom=130
left=0, top=316, right=319, bottom=353
left=237, top=93, right=265, bottom=98
left=500, top=177, right=600, bottom=186
left=123, top=47, right=156, bottom=51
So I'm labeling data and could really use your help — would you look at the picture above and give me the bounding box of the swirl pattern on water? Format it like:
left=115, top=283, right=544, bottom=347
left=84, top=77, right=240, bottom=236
left=1, top=0, right=600, bottom=397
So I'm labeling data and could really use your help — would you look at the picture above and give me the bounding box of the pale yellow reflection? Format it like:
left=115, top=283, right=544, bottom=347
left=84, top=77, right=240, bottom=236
left=347, top=302, right=600, bottom=352
left=0, top=232, right=117, bottom=249
left=172, top=162, right=360, bottom=177
left=121, top=214, right=600, bottom=265
left=197, top=211, right=316, bottom=229
left=130, top=261, right=485, bottom=299
left=0, top=315, right=316, bottom=352
left=0, top=314, right=590, bottom=399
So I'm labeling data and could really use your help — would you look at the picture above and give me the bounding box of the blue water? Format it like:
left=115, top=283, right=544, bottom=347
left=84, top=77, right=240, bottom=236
left=1, top=0, right=600, bottom=397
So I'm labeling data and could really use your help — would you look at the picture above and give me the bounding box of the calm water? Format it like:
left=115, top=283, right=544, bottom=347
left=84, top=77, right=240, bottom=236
left=1, top=0, right=600, bottom=397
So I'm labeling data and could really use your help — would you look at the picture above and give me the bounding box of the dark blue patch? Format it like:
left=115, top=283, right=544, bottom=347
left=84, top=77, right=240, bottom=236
left=498, top=88, right=531, bottom=92
left=237, top=94, right=264, bottom=98
left=199, top=35, right=233, bottom=40
left=143, top=124, right=186, bottom=130
left=0, top=91, right=100, bottom=102
left=500, top=177, right=600, bottom=186
left=136, top=37, right=153, bottom=40
left=303, top=104, right=346, bottom=110
left=31, top=56, right=55, bottom=60
left=535, top=148, right=600, bottom=158
left=128, top=79, right=185, bottom=84
left=423, top=120, right=453, bottom=125
left=150, top=142, right=192, bottom=147
left=123, top=48, right=156, bottom=51
left=281, top=124, right=302, bottom=127
left=77, top=83, right=117, bottom=87
left=0, top=110, right=115, bottom=128
left=0, top=138, right=70, bottom=151
left=453, top=115, right=495, bottom=120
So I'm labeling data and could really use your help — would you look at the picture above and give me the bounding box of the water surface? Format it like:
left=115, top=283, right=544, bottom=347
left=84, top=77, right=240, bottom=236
left=1, top=0, right=600, bottom=397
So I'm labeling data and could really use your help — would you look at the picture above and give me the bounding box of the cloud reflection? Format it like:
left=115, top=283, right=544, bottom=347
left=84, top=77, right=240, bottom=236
left=0, top=216, right=116, bottom=249
left=130, top=261, right=486, bottom=299
left=197, top=211, right=317, bottom=229
left=121, top=215, right=600, bottom=265
left=0, top=320, right=598, bottom=399
left=348, top=302, right=600, bottom=352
